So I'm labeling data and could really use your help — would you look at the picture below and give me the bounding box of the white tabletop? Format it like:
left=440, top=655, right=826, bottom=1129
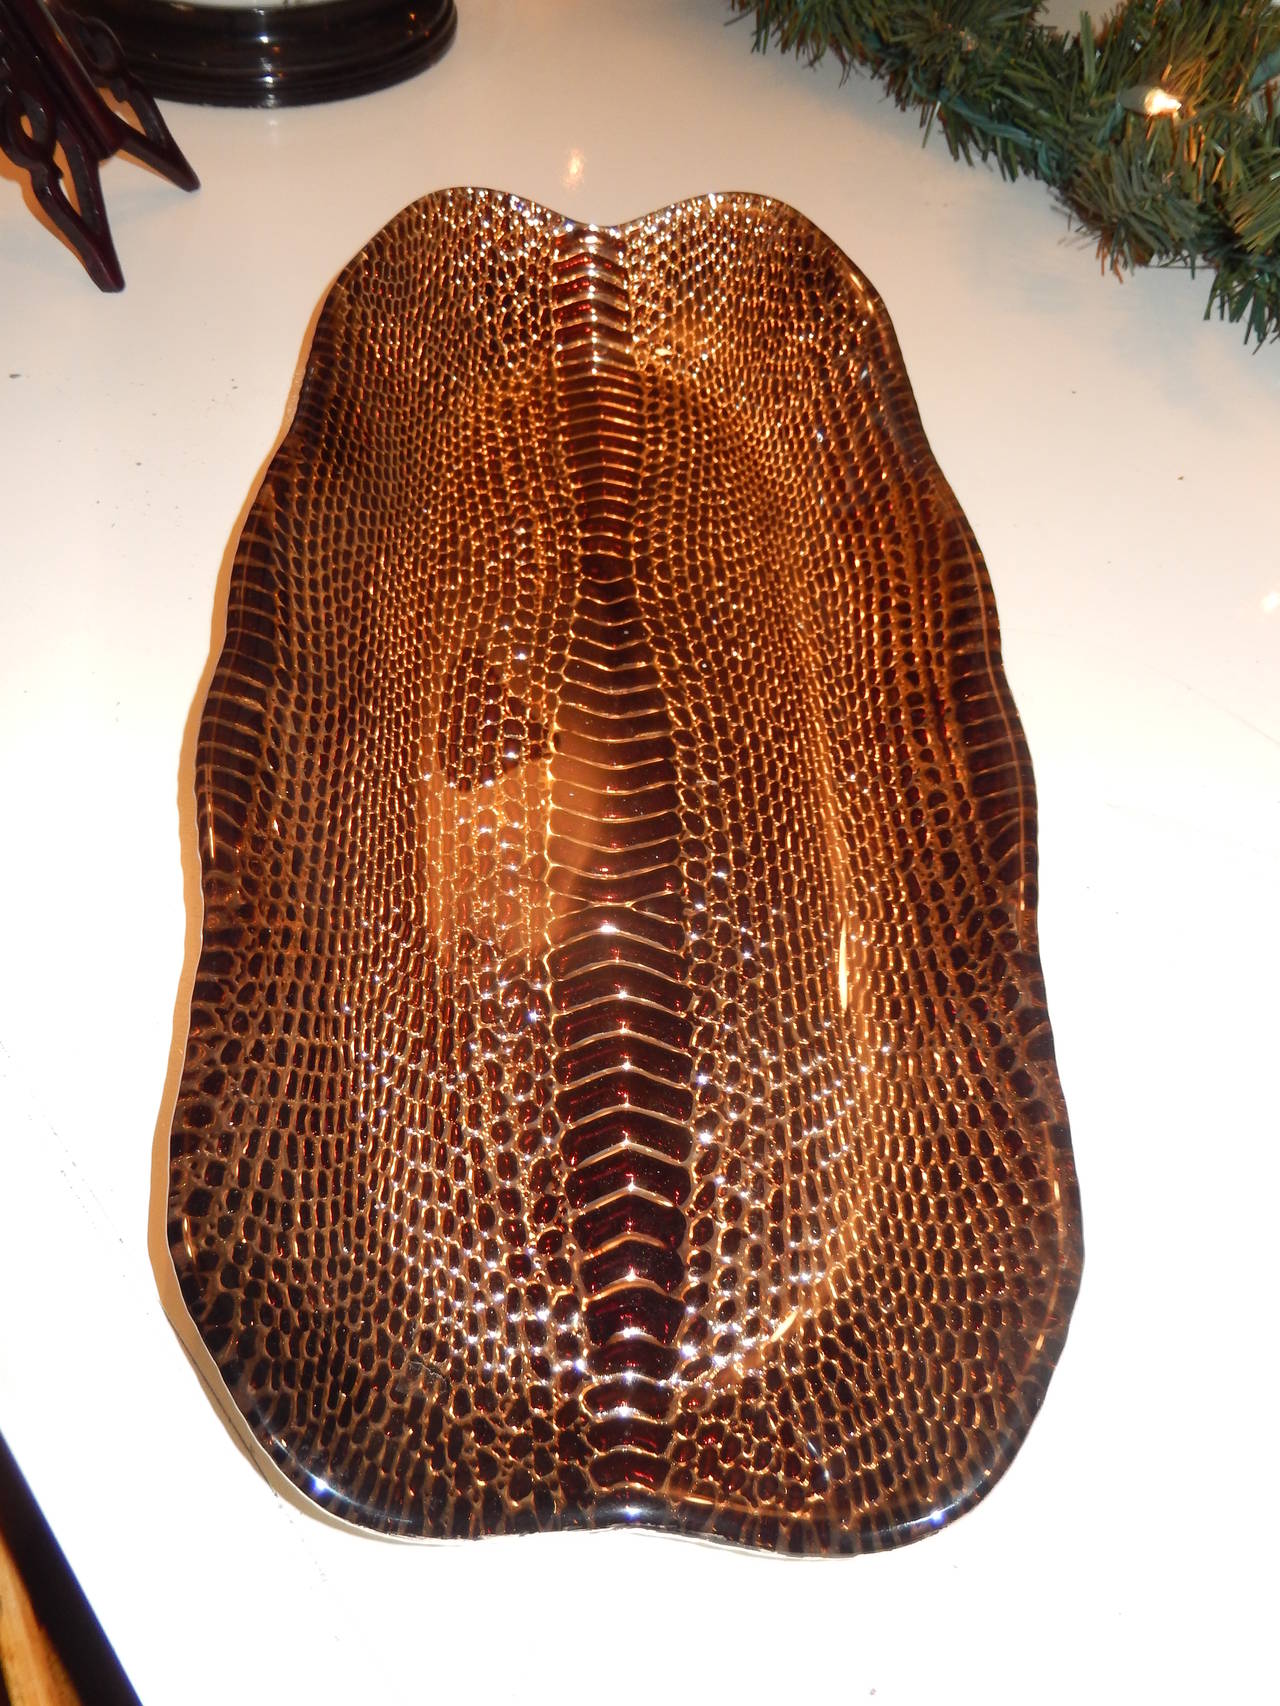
left=2, top=3, right=1277, bottom=1702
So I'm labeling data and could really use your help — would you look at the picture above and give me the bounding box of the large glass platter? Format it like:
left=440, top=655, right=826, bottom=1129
left=169, top=188, right=1083, bottom=1553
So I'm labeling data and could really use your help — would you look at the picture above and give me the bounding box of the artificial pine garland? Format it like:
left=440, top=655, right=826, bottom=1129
left=731, top=0, right=1280, bottom=344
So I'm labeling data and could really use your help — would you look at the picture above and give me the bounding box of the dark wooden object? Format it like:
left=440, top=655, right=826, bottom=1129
left=0, top=0, right=196, bottom=290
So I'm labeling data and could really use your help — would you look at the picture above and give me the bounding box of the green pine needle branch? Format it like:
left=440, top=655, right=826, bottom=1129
left=729, top=0, right=1280, bottom=344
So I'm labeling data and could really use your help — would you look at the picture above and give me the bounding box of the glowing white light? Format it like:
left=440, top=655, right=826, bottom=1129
left=1143, top=87, right=1181, bottom=116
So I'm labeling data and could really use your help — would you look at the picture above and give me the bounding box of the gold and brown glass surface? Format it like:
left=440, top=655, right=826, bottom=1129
left=169, top=188, right=1082, bottom=1553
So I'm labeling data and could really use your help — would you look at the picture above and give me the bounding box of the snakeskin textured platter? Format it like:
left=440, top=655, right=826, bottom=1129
left=170, top=188, right=1083, bottom=1554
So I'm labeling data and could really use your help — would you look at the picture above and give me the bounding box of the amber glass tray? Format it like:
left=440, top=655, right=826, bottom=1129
left=169, top=189, right=1082, bottom=1553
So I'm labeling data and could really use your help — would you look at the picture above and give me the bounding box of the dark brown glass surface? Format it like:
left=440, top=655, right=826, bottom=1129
left=169, top=189, right=1083, bottom=1552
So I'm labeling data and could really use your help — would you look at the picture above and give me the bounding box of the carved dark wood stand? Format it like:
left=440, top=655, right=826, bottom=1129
left=0, top=0, right=196, bottom=290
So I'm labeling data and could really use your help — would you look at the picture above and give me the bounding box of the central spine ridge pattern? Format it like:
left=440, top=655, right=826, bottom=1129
left=549, top=232, right=693, bottom=1493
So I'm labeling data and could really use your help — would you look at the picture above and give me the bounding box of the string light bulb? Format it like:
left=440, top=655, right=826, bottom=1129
left=1120, top=83, right=1183, bottom=116
left=1143, top=86, right=1182, bottom=116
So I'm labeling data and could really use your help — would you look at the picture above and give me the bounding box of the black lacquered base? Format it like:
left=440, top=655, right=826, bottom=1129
left=61, top=0, right=455, bottom=106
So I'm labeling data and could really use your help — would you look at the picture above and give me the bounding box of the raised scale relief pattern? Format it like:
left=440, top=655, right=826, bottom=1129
left=170, top=190, right=1082, bottom=1552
